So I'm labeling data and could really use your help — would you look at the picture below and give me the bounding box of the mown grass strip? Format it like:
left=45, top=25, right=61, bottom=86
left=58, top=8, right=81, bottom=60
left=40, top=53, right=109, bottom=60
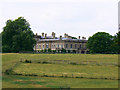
left=12, top=63, right=118, bottom=80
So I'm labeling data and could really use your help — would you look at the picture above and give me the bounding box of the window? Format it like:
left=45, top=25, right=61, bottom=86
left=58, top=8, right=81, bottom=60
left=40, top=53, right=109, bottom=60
left=70, top=44, right=72, bottom=48
left=58, top=44, right=59, bottom=48
left=46, top=44, right=48, bottom=49
left=43, top=45, right=44, bottom=49
left=39, top=45, right=41, bottom=49
left=80, top=44, right=81, bottom=48
left=36, top=45, right=38, bottom=49
left=61, top=44, right=63, bottom=48
left=66, top=44, right=68, bottom=48
left=75, top=44, right=77, bottom=49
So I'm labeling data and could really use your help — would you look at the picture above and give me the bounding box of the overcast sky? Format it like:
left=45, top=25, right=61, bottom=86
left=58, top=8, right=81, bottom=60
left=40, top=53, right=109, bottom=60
left=0, top=0, right=119, bottom=39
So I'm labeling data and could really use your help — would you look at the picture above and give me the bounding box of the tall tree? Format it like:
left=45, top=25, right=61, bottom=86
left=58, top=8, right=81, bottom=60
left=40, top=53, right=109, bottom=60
left=112, top=31, right=120, bottom=54
left=86, top=32, right=114, bottom=54
left=2, top=17, right=36, bottom=53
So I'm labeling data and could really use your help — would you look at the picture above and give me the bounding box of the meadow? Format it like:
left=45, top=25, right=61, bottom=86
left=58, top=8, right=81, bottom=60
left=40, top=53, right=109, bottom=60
left=2, top=53, right=119, bottom=88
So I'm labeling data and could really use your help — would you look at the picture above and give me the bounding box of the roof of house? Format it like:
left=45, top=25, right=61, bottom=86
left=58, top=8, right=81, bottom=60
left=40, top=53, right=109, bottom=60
left=34, top=34, right=87, bottom=43
left=37, top=37, right=87, bottom=43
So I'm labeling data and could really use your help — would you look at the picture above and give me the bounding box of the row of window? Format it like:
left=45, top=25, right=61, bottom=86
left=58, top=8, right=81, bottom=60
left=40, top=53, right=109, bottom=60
left=65, top=44, right=82, bottom=49
left=36, top=44, right=83, bottom=49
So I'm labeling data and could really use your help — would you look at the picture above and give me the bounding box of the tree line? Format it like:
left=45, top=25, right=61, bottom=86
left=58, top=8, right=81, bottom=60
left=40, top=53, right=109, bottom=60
left=87, top=32, right=120, bottom=54
left=1, top=17, right=36, bottom=53
left=1, top=17, right=120, bottom=54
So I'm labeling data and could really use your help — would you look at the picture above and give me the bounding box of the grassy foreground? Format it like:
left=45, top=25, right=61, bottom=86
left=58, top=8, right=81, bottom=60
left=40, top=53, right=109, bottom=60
left=2, top=53, right=118, bottom=88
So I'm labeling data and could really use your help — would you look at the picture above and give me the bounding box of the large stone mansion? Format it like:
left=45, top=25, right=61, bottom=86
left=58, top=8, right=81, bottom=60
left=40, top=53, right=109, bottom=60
left=34, top=32, right=89, bottom=54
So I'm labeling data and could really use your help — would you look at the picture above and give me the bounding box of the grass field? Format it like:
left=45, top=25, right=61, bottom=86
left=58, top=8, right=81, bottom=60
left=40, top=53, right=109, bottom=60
left=13, top=63, right=118, bottom=80
left=2, top=53, right=119, bottom=88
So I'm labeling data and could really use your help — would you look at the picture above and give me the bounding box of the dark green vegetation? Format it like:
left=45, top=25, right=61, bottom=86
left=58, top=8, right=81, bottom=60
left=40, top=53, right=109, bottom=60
left=113, top=31, right=120, bottom=53
left=2, top=53, right=118, bottom=88
left=87, top=32, right=120, bottom=54
left=2, top=17, right=36, bottom=53
left=38, top=48, right=68, bottom=54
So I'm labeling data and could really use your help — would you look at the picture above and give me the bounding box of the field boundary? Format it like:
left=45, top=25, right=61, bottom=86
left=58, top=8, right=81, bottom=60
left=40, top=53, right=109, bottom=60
left=20, top=58, right=119, bottom=67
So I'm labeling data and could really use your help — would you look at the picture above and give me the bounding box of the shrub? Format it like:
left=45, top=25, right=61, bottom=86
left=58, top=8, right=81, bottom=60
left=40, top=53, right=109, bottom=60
left=25, top=59, right=32, bottom=63
left=42, top=61, right=48, bottom=64
left=52, top=50, right=56, bottom=53
left=48, top=48, right=52, bottom=53
left=44, top=49, right=47, bottom=53
left=70, top=62, right=77, bottom=65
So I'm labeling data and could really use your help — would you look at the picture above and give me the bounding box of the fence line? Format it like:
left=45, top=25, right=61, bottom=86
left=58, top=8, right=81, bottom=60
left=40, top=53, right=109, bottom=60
left=20, top=58, right=119, bottom=67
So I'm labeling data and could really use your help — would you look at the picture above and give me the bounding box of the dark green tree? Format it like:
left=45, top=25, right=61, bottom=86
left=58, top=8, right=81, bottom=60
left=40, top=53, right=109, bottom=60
left=112, top=31, right=120, bottom=54
left=86, top=32, right=114, bottom=54
left=2, top=17, right=36, bottom=53
left=61, top=48, right=66, bottom=53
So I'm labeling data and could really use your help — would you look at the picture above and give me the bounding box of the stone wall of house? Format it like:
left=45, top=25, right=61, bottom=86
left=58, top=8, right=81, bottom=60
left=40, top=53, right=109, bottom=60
left=34, top=32, right=89, bottom=54
left=34, top=40, right=89, bottom=54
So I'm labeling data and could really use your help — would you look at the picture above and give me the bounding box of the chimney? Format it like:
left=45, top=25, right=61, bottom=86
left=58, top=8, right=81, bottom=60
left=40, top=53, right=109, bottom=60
left=52, top=32, right=54, bottom=36
left=52, top=32, right=55, bottom=39
left=68, top=36, right=71, bottom=39
left=78, top=36, right=80, bottom=39
left=42, top=33, right=44, bottom=37
left=54, top=33, right=56, bottom=39
left=36, top=33, right=37, bottom=36
left=82, top=36, right=86, bottom=40
left=64, top=33, right=67, bottom=38
left=66, top=34, right=68, bottom=38
left=60, top=35, right=62, bottom=40
left=84, top=37, right=86, bottom=40
left=45, top=33, right=47, bottom=39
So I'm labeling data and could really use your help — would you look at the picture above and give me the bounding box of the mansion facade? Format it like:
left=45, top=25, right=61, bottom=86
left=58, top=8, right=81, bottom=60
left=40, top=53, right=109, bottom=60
left=34, top=32, right=89, bottom=54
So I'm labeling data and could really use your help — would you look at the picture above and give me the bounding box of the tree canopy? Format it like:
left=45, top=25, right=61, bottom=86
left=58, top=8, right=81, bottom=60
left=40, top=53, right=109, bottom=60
left=86, top=32, right=114, bottom=54
left=2, top=17, right=36, bottom=53
left=112, top=31, right=120, bottom=54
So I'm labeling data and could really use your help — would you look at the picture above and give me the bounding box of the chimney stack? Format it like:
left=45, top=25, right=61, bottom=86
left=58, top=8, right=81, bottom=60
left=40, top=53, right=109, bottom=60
left=36, top=33, right=37, bottom=36
left=52, top=32, right=55, bottom=39
left=68, top=36, right=71, bottom=39
left=82, top=36, right=86, bottom=40
left=42, top=33, right=44, bottom=37
left=66, top=34, right=68, bottom=38
left=78, top=36, right=80, bottom=39
left=64, top=33, right=67, bottom=38
left=45, top=33, right=47, bottom=39
left=53, top=33, right=55, bottom=39
left=60, top=35, right=62, bottom=40
left=82, top=37, right=84, bottom=40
